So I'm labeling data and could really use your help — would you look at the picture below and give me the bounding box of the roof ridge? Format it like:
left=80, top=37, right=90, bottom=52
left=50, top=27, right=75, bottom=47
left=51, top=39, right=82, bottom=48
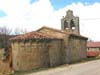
left=37, top=26, right=87, bottom=39
left=37, top=26, right=68, bottom=34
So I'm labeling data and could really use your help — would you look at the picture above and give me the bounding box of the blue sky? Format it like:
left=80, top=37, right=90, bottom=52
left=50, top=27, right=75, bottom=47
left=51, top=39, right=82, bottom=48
left=1, top=0, right=100, bottom=17
left=30, top=0, right=100, bottom=10
left=0, top=10, right=7, bottom=17
left=50, top=0, right=100, bottom=8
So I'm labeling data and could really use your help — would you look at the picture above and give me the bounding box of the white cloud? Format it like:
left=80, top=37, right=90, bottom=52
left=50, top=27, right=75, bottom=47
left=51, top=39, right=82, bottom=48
left=0, top=0, right=54, bottom=30
left=65, top=2, right=100, bottom=41
left=0, top=0, right=100, bottom=41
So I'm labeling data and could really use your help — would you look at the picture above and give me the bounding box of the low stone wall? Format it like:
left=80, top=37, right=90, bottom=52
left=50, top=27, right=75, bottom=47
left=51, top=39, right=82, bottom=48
left=0, top=61, right=11, bottom=74
left=0, top=48, right=11, bottom=75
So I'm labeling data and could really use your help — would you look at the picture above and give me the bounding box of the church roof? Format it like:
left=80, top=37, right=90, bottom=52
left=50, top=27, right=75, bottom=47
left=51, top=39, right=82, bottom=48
left=37, top=26, right=88, bottom=40
left=10, top=31, right=62, bottom=41
left=37, top=26, right=67, bottom=34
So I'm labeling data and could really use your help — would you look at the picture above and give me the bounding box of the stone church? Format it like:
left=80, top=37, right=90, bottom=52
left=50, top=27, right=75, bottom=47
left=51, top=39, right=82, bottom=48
left=0, top=10, right=88, bottom=73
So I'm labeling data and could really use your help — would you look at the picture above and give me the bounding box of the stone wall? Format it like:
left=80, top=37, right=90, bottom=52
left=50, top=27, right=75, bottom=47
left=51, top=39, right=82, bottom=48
left=38, top=28, right=66, bottom=38
left=38, top=27, right=87, bottom=64
left=12, top=41, right=49, bottom=71
left=48, top=40, right=63, bottom=67
left=0, top=60, right=11, bottom=75
left=0, top=48, right=12, bottom=75
left=11, top=39, right=63, bottom=71
left=38, top=28, right=69, bottom=64
left=68, top=36, right=87, bottom=63
left=62, top=36, right=71, bottom=64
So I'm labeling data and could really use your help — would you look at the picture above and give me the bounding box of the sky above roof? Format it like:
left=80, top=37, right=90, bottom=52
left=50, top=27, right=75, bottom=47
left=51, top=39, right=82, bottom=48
left=0, top=10, right=7, bottom=17
left=30, top=0, right=100, bottom=10
left=0, top=0, right=100, bottom=41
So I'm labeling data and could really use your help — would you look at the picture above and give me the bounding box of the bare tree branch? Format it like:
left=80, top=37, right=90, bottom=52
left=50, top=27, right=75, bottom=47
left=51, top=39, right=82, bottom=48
left=14, top=28, right=27, bottom=35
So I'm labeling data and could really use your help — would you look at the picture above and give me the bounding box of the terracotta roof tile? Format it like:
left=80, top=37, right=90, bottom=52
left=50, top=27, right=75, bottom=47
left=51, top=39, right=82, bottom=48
left=10, top=31, right=62, bottom=41
left=87, top=42, right=100, bottom=47
left=87, top=51, right=100, bottom=57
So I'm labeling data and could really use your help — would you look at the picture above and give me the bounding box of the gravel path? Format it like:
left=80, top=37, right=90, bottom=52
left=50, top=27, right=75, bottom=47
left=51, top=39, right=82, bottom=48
left=26, top=59, right=100, bottom=75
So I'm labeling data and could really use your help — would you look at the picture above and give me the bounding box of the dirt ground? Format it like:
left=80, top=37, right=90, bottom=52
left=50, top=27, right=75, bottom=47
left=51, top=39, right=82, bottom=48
left=26, top=59, right=100, bottom=75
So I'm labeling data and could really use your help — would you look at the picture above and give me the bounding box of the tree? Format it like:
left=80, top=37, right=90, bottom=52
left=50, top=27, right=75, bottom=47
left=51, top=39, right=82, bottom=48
left=0, top=26, right=12, bottom=35
left=0, top=26, right=12, bottom=49
left=0, top=26, right=12, bottom=61
left=14, top=28, right=27, bottom=35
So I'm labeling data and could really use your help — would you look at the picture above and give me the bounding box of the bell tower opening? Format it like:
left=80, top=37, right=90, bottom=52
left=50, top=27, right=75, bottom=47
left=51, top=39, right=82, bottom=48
left=61, top=10, right=80, bottom=35
left=70, top=19, right=75, bottom=30
left=64, top=20, right=69, bottom=30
